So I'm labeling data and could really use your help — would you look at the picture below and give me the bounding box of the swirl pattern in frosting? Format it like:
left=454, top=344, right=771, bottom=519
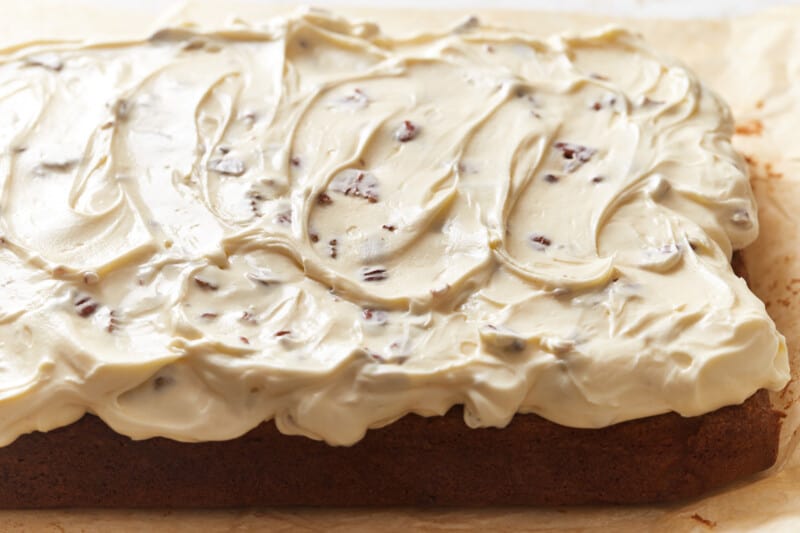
left=0, top=10, right=789, bottom=445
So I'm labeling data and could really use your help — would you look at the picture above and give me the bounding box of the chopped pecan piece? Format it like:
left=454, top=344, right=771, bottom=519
left=342, top=88, right=369, bottom=107
left=207, top=157, right=246, bottom=176
left=153, top=376, right=173, bottom=390
left=112, top=99, right=131, bottom=120
left=454, top=15, right=480, bottom=33
left=529, top=234, right=552, bottom=251
left=395, top=120, right=419, bottom=142
left=74, top=295, right=99, bottom=317
left=553, top=142, right=596, bottom=172
left=330, top=170, right=380, bottom=203
left=247, top=271, right=279, bottom=286
left=107, top=310, right=121, bottom=332
left=25, top=53, right=63, bottom=71
left=731, top=209, right=753, bottom=228
left=360, top=266, right=388, bottom=282
left=362, top=308, right=388, bottom=325
left=193, top=276, right=219, bottom=291
left=641, top=96, right=665, bottom=107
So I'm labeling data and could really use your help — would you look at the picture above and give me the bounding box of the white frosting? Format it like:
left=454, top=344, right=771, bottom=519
left=0, top=10, right=789, bottom=446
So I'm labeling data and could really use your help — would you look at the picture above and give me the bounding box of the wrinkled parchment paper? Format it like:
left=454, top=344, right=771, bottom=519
left=2, top=1, right=800, bottom=530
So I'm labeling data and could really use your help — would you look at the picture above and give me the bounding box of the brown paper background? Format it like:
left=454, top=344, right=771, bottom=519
left=1, top=1, right=800, bottom=530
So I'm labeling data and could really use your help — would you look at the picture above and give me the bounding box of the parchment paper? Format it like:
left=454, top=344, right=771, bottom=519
left=2, top=1, right=800, bottom=530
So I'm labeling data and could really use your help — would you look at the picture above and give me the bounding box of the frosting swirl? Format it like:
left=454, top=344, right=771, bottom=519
left=0, top=10, right=789, bottom=445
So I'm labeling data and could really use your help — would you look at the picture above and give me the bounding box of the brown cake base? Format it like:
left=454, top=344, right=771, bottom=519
left=0, top=389, right=780, bottom=507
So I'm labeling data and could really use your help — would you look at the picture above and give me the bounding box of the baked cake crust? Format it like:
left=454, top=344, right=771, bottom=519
left=0, top=389, right=779, bottom=507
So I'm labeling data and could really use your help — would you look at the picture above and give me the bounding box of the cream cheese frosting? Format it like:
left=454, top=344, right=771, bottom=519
left=0, top=9, right=789, bottom=446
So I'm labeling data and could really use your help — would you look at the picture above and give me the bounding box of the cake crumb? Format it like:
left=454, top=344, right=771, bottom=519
left=690, top=513, right=716, bottom=528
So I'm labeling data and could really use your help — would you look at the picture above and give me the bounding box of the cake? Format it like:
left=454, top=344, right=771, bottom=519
left=0, top=9, right=790, bottom=506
